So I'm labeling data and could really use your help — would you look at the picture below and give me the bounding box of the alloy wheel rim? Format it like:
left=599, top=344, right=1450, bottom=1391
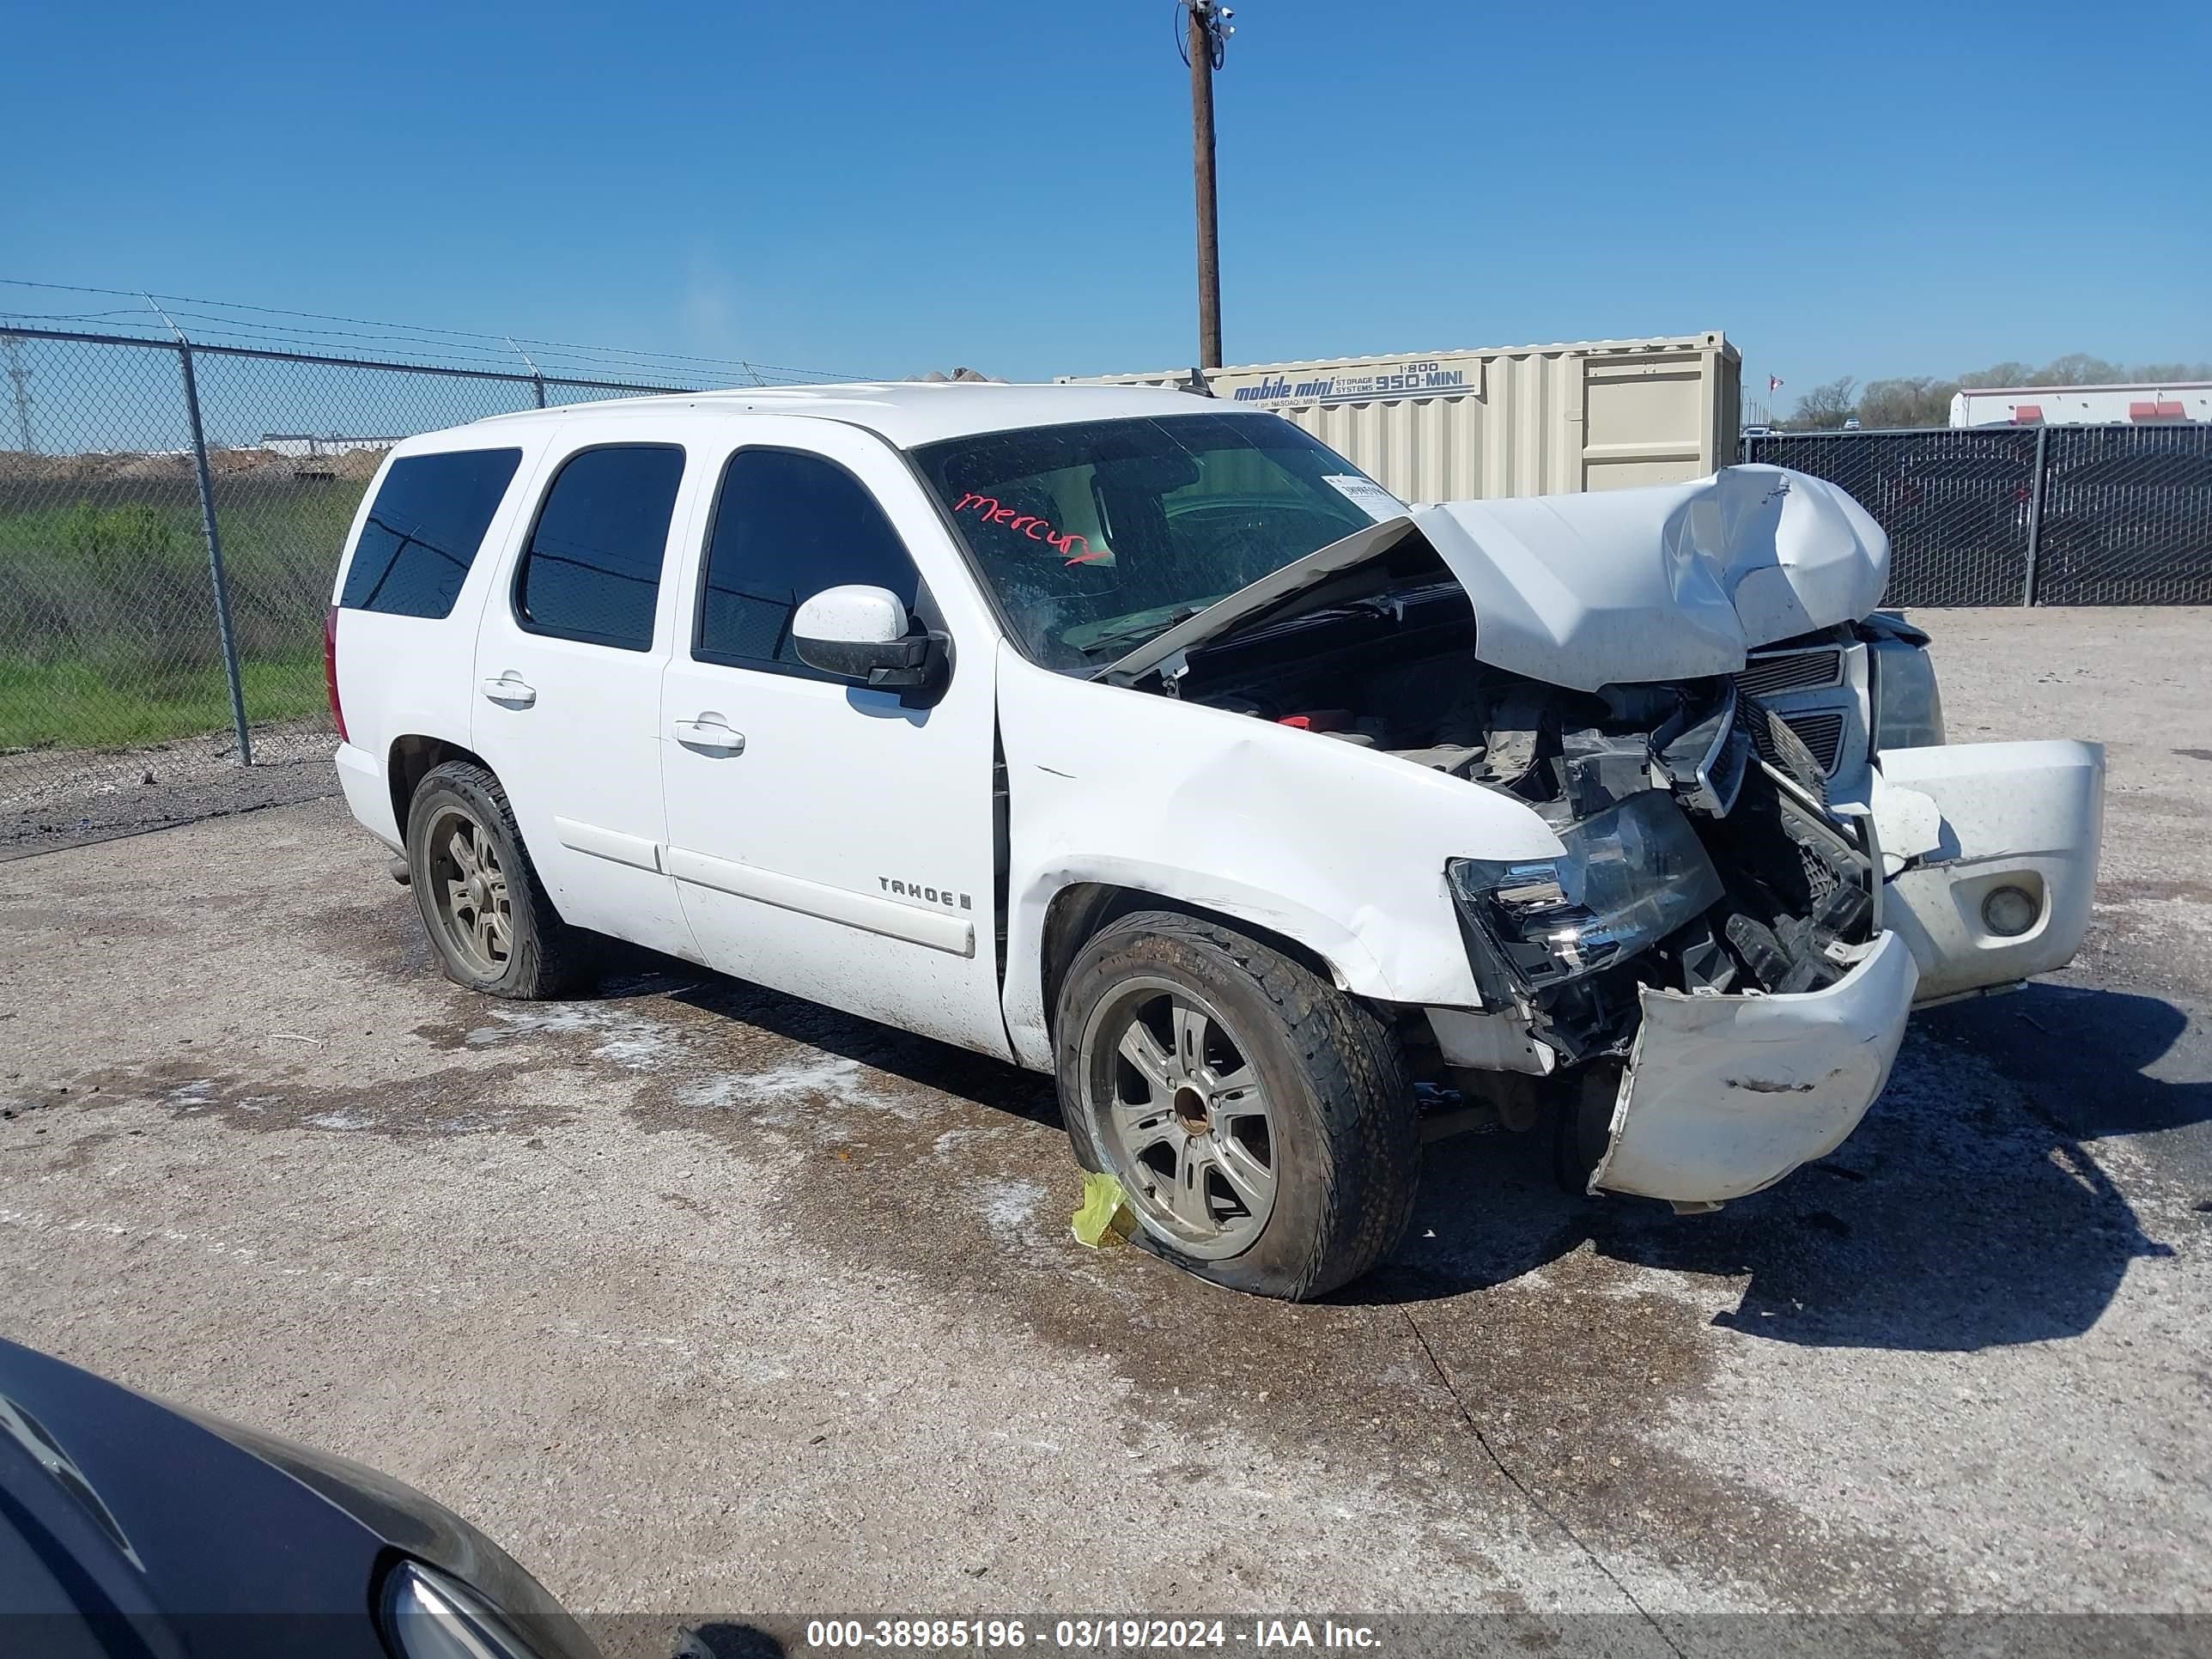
left=1082, top=976, right=1278, bottom=1260
left=425, top=807, right=513, bottom=976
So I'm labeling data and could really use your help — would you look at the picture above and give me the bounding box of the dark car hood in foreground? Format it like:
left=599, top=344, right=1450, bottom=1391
left=0, top=1336, right=597, bottom=1659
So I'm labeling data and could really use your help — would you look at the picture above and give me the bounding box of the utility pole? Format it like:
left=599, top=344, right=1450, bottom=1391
left=2, top=334, right=33, bottom=453
left=1185, top=2, right=1233, bottom=370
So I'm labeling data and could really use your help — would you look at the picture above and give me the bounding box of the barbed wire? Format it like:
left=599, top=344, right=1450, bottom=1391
left=0, top=277, right=876, bottom=386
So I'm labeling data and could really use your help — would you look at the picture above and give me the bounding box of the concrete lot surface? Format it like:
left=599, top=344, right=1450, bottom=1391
left=4, top=607, right=2210, bottom=1650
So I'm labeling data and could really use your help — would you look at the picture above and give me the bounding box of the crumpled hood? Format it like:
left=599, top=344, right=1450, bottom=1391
left=1408, top=465, right=1890, bottom=690
left=1097, top=465, right=1890, bottom=692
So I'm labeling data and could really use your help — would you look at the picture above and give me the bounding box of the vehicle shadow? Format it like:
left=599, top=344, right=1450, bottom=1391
left=609, top=955, right=1066, bottom=1133
left=592, top=946, right=2198, bottom=1353
left=577, top=1620, right=787, bottom=1659
left=1355, top=982, right=2199, bottom=1352
left=674, top=1622, right=786, bottom=1659
left=1922, top=978, right=2210, bottom=1140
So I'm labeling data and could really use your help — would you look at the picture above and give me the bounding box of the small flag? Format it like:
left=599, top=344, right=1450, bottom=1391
left=1769, top=374, right=1784, bottom=393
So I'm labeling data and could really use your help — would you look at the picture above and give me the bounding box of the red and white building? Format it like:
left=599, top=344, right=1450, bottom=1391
left=1948, top=382, right=2212, bottom=428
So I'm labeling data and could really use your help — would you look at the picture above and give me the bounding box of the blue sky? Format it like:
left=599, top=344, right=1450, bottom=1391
left=6, top=0, right=2207, bottom=408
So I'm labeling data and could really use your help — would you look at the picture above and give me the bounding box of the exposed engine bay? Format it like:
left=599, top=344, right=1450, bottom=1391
left=1069, top=466, right=2099, bottom=1211
left=1167, top=592, right=1888, bottom=1073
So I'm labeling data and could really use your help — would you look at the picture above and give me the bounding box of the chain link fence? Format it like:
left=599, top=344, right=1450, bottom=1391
left=7, top=320, right=2209, bottom=854
left=2036, top=422, right=2212, bottom=605
left=0, top=326, right=698, bottom=852
left=1742, top=423, right=2212, bottom=608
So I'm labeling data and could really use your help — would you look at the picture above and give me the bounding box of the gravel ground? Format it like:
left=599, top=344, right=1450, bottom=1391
left=0, top=720, right=339, bottom=857
left=3, top=607, right=2209, bottom=1655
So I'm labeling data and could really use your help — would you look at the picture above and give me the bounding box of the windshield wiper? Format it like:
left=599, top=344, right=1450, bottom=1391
left=1073, top=603, right=1211, bottom=659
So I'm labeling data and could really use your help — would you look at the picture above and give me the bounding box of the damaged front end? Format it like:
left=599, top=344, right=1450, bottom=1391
left=1436, top=664, right=1918, bottom=1204
left=1175, top=609, right=1931, bottom=1205
left=1445, top=671, right=1886, bottom=1054
left=1109, top=465, right=2100, bottom=1210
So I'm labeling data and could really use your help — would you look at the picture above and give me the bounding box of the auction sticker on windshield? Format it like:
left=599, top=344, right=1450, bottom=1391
left=1322, top=475, right=1408, bottom=521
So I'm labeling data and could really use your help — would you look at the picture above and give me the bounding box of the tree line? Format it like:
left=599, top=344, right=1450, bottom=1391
left=1783, top=354, right=2212, bottom=430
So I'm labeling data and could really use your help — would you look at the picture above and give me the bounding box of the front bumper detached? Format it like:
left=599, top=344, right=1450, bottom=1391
left=1587, top=929, right=1920, bottom=1204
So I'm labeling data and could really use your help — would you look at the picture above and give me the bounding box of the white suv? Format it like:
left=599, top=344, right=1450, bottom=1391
left=327, top=384, right=2103, bottom=1300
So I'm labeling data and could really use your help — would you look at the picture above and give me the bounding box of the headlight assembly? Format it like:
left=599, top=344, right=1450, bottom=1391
left=380, top=1561, right=550, bottom=1659
left=1869, top=636, right=1946, bottom=752
left=1448, top=791, right=1724, bottom=993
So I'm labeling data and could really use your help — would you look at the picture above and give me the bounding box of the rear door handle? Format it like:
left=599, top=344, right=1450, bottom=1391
left=672, top=715, right=745, bottom=756
left=481, top=672, right=537, bottom=708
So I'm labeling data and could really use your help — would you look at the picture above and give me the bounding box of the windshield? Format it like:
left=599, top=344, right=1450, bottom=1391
left=909, top=412, right=1401, bottom=672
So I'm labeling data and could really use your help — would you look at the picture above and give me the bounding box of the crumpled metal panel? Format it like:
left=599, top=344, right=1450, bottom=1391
left=1412, top=465, right=1891, bottom=691
left=1590, top=930, right=1919, bottom=1204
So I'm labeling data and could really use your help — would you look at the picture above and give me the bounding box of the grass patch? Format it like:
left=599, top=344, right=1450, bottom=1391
left=0, top=654, right=328, bottom=751
left=1, top=475, right=363, bottom=751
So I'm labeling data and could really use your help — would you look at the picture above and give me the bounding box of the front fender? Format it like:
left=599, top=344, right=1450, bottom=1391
left=996, top=647, right=1563, bottom=1068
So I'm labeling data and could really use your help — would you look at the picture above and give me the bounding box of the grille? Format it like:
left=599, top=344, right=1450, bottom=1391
left=1799, top=844, right=1840, bottom=902
left=1735, top=647, right=1843, bottom=700
left=1748, top=709, right=1846, bottom=775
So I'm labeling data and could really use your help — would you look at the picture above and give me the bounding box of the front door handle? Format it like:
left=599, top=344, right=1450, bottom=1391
left=672, top=715, right=745, bottom=756
left=481, top=672, right=537, bottom=708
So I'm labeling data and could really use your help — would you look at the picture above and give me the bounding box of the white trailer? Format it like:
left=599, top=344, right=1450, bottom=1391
left=1948, top=383, right=2212, bottom=428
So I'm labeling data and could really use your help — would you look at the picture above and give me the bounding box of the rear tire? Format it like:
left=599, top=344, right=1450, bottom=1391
left=405, top=761, right=592, bottom=1000
left=1055, top=910, right=1419, bottom=1300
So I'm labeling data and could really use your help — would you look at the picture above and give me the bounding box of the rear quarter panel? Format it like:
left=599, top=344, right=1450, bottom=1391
left=328, top=432, right=550, bottom=847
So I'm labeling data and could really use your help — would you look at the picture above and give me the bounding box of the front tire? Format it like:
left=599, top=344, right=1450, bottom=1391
left=405, top=761, right=591, bottom=1000
left=1054, top=911, right=1419, bottom=1300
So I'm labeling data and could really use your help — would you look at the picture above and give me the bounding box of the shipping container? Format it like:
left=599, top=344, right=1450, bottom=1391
left=1058, top=332, right=1740, bottom=502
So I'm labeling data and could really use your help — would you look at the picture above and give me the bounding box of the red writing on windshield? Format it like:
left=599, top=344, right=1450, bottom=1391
left=951, top=492, right=1109, bottom=565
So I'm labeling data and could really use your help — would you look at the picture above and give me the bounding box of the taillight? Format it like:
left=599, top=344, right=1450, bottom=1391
left=324, top=605, right=349, bottom=743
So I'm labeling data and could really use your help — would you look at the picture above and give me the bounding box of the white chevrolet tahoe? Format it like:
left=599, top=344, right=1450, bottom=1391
left=328, top=384, right=2104, bottom=1300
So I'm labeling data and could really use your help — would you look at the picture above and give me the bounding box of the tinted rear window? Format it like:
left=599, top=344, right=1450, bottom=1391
left=339, top=447, right=522, bottom=618
left=514, top=445, right=686, bottom=651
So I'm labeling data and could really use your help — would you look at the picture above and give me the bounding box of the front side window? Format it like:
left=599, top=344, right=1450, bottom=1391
left=339, top=447, right=522, bottom=619
left=695, top=448, right=924, bottom=678
left=908, top=412, right=1388, bottom=672
left=514, top=445, right=685, bottom=650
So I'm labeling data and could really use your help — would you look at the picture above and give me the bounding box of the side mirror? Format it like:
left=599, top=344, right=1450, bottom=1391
left=793, top=584, right=948, bottom=702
